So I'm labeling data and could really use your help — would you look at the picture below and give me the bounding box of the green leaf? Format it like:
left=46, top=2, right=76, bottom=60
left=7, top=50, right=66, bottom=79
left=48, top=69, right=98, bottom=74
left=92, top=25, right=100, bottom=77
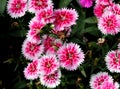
left=84, top=16, right=97, bottom=24
left=85, top=26, right=101, bottom=37
left=59, top=0, right=72, bottom=8
left=13, top=80, right=27, bottom=89
left=0, top=0, right=7, bottom=15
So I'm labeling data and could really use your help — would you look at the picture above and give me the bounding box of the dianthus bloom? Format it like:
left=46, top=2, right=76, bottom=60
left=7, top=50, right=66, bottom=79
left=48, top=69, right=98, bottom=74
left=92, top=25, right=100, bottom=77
left=90, top=72, right=113, bottom=89
left=36, top=6, right=55, bottom=24
left=57, top=43, right=85, bottom=70
left=27, top=17, right=45, bottom=43
left=29, top=17, right=45, bottom=35
left=79, top=0, right=94, bottom=8
left=24, top=60, right=39, bottom=80
left=98, top=11, right=120, bottom=35
left=42, top=35, right=63, bottom=54
left=95, top=0, right=113, bottom=5
left=38, top=55, right=59, bottom=75
left=54, top=8, right=78, bottom=31
left=102, top=81, right=119, bottom=89
left=94, top=4, right=106, bottom=18
left=27, top=0, right=53, bottom=13
left=40, top=70, right=61, bottom=88
left=112, top=4, right=120, bottom=16
left=22, top=39, right=44, bottom=61
left=105, top=50, right=120, bottom=73
left=27, top=30, right=41, bottom=44
left=7, top=0, right=27, bottom=18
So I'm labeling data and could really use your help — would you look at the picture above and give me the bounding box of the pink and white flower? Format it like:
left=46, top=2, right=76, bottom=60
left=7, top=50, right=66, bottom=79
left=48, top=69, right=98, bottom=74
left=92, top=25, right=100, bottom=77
left=40, top=70, right=61, bottom=88
left=57, top=43, right=85, bottom=70
left=22, top=39, right=44, bottom=61
left=36, top=6, right=55, bottom=24
left=27, top=30, right=41, bottom=44
left=27, top=0, right=53, bottom=13
left=98, top=11, right=120, bottom=35
left=7, top=0, right=27, bottom=18
left=42, top=35, right=63, bottom=54
left=105, top=50, right=120, bottom=73
left=112, top=4, right=120, bottom=16
left=23, top=59, right=39, bottom=80
left=95, top=0, right=113, bottom=5
left=38, top=55, right=59, bottom=75
left=54, top=8, right=78, bottom=31
left=90, top=72, right=113, bottom=89
left=94, top=4, right=107, bottom=18
left=29, top=17, right=45, bottom=35
left=102, top=81, right=119, bottom=89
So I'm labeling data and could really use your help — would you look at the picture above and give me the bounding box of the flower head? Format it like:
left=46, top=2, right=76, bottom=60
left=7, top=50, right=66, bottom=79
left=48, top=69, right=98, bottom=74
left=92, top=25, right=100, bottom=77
left=54, top=8, right=78, bottom=31
left=94, top=4, right=107, bottom=18
left=96, top=0, right=113, bottom=5
left=7, top=0, right=27, bottom=18
left=90, top=72, right=113, bottom=89
left=28, top=0, right=53, bottom=13
left=27, top=30, right=41, bottom=44
left=57, top=43, right=85, bottom=70
left=102, top=81, right=119, bottom=89
left=22, top=39, right=44, bottom=61
left=42, top=35, right=63, bottom=54
left=98, top=11, right=120, bottom=35
left=112, top=4, right=120, bottom=16
left=79, top=0, right=94, bottom=8
left=38, top=55, right=59, bottom=75
left=105, top=50, right=120, bottom=73
left=23, top=60, right=39, bottom=80
left=40, top=70, right=61, bottom=88
left=29, top=17, right=45, bottom=35
left=36, top=6, right=55, bottom=24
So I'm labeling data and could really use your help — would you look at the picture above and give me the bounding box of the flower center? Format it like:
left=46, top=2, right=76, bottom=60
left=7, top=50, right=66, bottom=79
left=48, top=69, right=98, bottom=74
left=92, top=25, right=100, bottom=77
left=37, top=1, right=42, bottom=6
left=29, top=64, right=36, bottom=72
left=107, top=20, right=113, bottom=27
left=16, top=4, right=21, bottom=8
left=31, top=45, right=35, bottom=51
left=61, top=16, right=66, bottom=21
left=46, top=62, right=51, bottom=68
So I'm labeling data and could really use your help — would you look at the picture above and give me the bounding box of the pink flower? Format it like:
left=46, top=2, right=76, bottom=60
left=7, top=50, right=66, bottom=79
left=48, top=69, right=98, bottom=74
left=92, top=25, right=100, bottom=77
left=90, top=72, right=113, bottom=89
left=54, top=8, right=78, bottom=31
left=102, top=81, right=119, bottom=89
left=27, top=30, right=41, bottom=44
left=28, top=0, right=53, bottom=13
left=94, top=4, right=107, bottom=18
left=7, top=0, right=27, bottom=18
left=36, top=6, right=55, bottom=24
left=29, top=17, right=45, bottom=35
left=42, top=35, right=55, bottom=52
left=98, top=11, right=120, bottom=35
left=22, top=39, right=44, bottom=61
left=96, top=0, right=113, bottom=5
left=40, top=70, right=61, bottom=88
left=57, top=43, right=85, bottom=70
left=42, top=35, right=63, bottom=54
left=23, top=60, right=39, bottom=80
left=38, top=55, right=59, bottom=75
left=112, top=4, right=120, bottom=16
left=79, top=0, right=94, bottom=8
left=105, top=50, right=120, bottom=73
